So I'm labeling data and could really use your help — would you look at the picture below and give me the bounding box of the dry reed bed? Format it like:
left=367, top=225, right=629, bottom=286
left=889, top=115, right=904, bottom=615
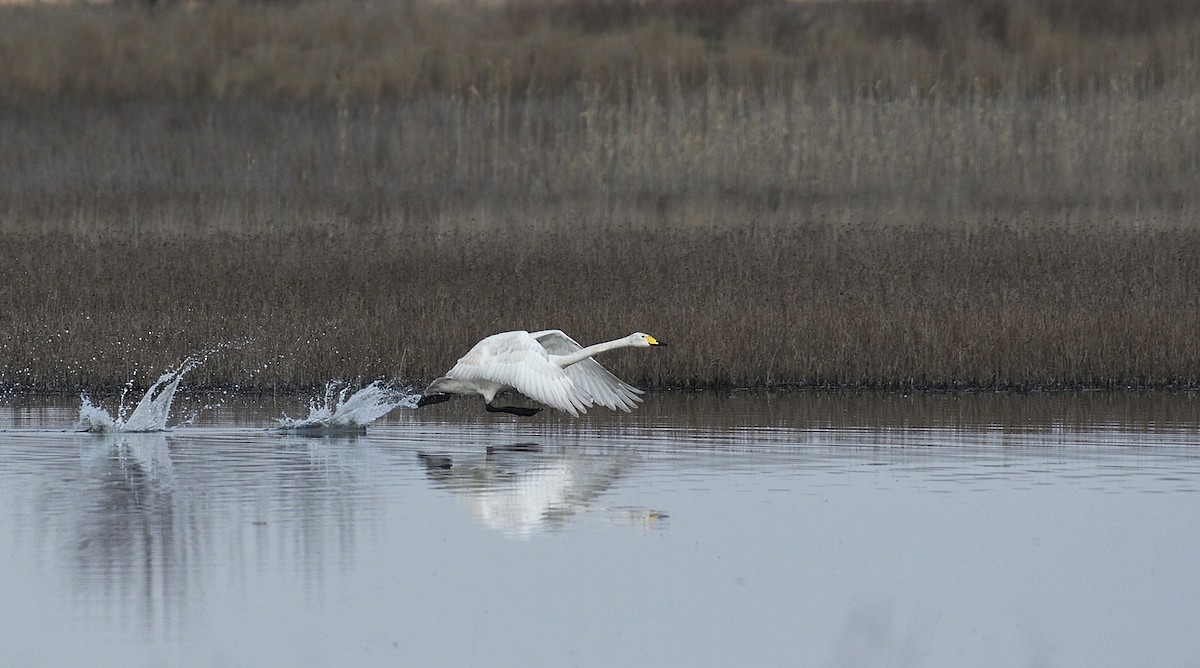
left=3, top=90, right=1198, bottom=229
left=3, top=93, right=1200, bottom=393
left=4, top=215, right=1200, bottom=393
left=2, top=0, right=1200, bottom=393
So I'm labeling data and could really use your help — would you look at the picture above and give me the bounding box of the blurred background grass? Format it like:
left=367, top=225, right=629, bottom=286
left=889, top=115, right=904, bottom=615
left=2, top=0, right=1199, bottom=393
left=4, top=0, right=1199, bottom=101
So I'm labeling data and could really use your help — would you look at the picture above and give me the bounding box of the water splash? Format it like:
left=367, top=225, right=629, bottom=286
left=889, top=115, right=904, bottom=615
left=77, top=354, right=206, bottom=433
left=277, top=380, right=418, bottom=433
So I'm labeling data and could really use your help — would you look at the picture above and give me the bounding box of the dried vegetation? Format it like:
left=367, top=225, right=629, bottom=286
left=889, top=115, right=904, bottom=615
left=2, top=0, right=1200, bottom=393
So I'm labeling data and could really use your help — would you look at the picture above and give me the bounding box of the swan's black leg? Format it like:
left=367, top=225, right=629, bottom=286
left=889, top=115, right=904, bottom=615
left=485, top=403, right=542, bottom=417
left=416, top=393, right=451, bottom=408
left=508, top=406, right=542, bottom=417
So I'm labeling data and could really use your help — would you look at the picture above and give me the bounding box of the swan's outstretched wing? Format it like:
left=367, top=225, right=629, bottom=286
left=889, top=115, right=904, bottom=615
left=447, top=331, right=594, bottom=416
left=532, top=330, right=645, bottom=412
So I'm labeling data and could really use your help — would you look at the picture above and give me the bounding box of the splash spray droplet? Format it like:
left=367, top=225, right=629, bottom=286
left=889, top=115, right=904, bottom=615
left=79, top=362, right=195, bottom=433
left=76, top=341, right=246, bottom=433
left=277, top=380, right=418, bottom=432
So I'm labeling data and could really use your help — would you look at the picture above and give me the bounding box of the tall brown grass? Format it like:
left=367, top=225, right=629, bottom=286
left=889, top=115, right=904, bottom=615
left=2, top=0, right=1200, bottom=102
left=2, top=1, right=1200, bottom=394
left=4, top=201, right=1199, bottom=393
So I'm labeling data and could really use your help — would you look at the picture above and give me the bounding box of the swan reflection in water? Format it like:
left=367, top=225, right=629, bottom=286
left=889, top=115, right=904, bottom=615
left=418, top=444, right=667, bottom=539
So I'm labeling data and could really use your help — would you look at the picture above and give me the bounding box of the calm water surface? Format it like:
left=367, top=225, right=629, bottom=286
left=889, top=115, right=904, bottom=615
left=1, top=392, right=1198, bottom=667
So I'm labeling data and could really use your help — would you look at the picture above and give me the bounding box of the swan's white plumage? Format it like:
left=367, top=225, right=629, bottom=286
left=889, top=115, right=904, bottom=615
left=423, top=329, right=661, bottom=417
left=532, top=330, right=644, bottom=412
left=436, top=331, right=594, bottom=416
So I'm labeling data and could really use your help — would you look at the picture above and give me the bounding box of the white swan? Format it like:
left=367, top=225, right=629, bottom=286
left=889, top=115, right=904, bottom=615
left=417, top=330, right=665, bottom=417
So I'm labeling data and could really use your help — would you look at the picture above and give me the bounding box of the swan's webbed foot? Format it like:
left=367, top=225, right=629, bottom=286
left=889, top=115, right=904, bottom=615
left=485, top=403, right=542, bottom=417
left=416, top=393, right=451, bottom=408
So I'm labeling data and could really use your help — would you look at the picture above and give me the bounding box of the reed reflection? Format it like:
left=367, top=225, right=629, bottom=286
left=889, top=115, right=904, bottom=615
left=418, top=443, right=665, bottom=539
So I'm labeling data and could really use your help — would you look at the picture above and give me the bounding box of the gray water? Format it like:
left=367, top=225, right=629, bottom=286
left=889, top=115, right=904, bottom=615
left=1, top=392, right=1198, bottom=667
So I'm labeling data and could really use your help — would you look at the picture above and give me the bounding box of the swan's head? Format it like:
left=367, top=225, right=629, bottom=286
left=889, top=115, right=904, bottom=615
left=629, top=332, right=666, bottom=347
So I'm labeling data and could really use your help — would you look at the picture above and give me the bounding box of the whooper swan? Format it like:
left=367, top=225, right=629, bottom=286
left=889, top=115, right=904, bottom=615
left=416, top=330, right=666, bottom=417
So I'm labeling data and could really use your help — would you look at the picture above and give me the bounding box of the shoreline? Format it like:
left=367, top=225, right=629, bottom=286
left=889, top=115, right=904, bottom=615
left=5, top=383, right=1200, bottom=399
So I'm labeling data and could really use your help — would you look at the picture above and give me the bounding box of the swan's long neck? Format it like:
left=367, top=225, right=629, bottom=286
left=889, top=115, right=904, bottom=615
left=551, top=337, right=634, bottom=368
